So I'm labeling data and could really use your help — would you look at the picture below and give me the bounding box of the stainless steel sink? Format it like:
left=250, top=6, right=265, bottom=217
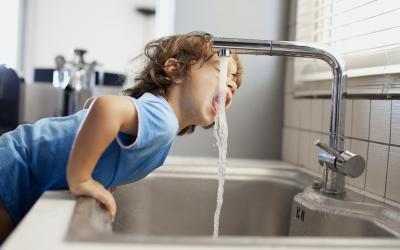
left=290, top=187, right=400, bottom=237
left=112, top=166, right=308, bottom=237
left=66, top=162, right=400, bottom=247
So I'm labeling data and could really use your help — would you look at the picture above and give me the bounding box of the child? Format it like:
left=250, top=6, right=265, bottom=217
left=0, top=32, right=243, bottom=242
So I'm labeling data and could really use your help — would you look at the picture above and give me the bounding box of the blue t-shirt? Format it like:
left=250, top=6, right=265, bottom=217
left=0, top=93, right=178, bottom=223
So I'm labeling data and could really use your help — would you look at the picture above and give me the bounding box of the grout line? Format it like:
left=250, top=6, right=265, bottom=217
left=283, top=127, right=400, bottom=148
left=319, top=99, right=323, bottom=138
left=295, top=125, right=300, bottom=166
left=289, top=93, right=400, bottom=100
left=284, top=97, right=400, bottom=204
left=363, top=99, right=371, bottom=190
left=345, top=184, right=400, bottom=209
left=348, top=99, right=353, bottom=138
left=384, top=100, right=393, bottom=197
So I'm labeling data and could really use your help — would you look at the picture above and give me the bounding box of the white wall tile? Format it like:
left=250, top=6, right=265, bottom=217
left=347, top=139, right=368, bottom=189
left=289, top=129, right=300, bottom=164
left=282, top=128, right=299, bottom=164
left=321, top=134, right=329, bottom=144
left=352, top=100, right=370, bottom=140
left=370, top=100, right=391, bottom=144
left=391, top=100, right=400, bottom=146
left=311, top=99, right=323, bottom=132
left=281, top=128, right=290, bottom=162
left=308, top=132, right=321, bottom=174
left=322, top=99, right=330, bottom=134
left=298, top=131, right=310, bottom=167
left=365, top=143, right=389, bottom=196
left=282, top=95, right=400, bottom=204
left=292, top=98, right=301, bottom=129
left=284, top=60, right=294, bottom=94
left=345, top=99, right=352, bottom=138
left=300, top=99, right=312, bottom=130
left=343, top=138, right=351, bottom=154
left=283, top=95, right=291, bottom=127
left=386, top=146, right=400, bottom=203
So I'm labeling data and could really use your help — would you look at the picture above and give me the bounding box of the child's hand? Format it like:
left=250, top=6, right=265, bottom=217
left=69, top=178, right=116, bottom=222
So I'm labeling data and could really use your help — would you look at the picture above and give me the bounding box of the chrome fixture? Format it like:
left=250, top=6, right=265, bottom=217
left=314, top=140, right=365, bottom=178
left=53, top=49, right=104, bottom=116
left=217, top=48, right=231, bottom=57
left=212, top=38, right=365, bottom=194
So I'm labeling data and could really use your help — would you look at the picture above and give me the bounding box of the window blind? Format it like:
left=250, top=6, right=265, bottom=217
left=294, top=0, right=400, bottom=84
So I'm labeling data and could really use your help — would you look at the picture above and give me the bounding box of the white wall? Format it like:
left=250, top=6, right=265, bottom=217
left=23, top=0, right=155, bottom=82
left=0, top=0, right=22, bottom=69
left=20, top=0, right=155, bottom=123
left=155, top=0, right=175, bottom=37
left=168, top=0, right=289, bottom=159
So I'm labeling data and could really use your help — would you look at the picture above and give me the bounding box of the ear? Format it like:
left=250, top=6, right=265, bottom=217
left=163, top=58, right=183, bottom=84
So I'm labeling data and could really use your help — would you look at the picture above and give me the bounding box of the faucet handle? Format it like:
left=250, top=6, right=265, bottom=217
left=314, top=140, right=344, bottom=160
left=314, top=140, right=365, bottom=178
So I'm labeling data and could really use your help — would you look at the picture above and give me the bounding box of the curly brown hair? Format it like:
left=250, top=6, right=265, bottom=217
left=122, top=32, right=243, bottom=136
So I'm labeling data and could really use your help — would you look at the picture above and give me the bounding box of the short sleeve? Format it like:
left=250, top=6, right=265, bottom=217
left=115, top=94, right=178, bottom=150
left=108, top=93, right=178, bottom=187
left=115, top=97, right=141, bottom=148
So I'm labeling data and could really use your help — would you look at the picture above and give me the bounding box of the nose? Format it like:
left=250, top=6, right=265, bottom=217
left=227, top=79, right=237, bottom=95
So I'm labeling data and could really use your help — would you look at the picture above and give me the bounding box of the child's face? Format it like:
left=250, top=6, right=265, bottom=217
left=181, top=53, right=238, bottom=127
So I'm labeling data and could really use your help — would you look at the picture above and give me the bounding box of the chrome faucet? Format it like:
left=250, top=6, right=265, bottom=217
left=212, top=37, right=365, bottom=194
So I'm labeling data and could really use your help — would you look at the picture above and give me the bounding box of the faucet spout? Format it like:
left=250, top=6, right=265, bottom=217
left=212, top=37, right=364, bottom=194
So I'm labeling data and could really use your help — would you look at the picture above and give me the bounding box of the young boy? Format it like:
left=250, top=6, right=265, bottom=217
left=0, top=32, right=243, bottom=242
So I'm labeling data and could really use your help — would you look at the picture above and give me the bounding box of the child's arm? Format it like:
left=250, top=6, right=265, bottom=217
left=66, top=95, right=138, bottom=222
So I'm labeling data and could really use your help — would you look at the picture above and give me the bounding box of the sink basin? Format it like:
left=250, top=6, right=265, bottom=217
left=66, top=161, right=400, bottom=247
left=112, top=166, right=307, bottom=237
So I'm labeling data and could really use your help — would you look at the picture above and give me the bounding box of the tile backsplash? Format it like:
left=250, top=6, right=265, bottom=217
left=282, top=95, right=400, bottom=206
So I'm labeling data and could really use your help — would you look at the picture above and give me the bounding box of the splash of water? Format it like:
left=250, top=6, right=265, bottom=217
left=212, top=56, right=229, bottom=238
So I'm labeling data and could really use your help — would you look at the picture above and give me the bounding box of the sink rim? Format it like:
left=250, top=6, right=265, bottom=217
left=290, top=187, right=400, bottom=238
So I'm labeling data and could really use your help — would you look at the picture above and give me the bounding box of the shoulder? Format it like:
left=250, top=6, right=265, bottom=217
left=91, top=95, right=133, bottom=111
left=89, top=95, right=138, bottom=136
left=134, top=93, right=178, bottom=143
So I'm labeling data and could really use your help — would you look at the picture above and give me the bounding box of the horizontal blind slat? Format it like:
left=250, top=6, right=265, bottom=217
left=296, top=3, right=400, bottom=39
left=294, top=0, right=400, bottom=82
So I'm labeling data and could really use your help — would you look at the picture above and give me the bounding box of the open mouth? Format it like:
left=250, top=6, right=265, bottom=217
left=211, top=92, right=232, bottom=115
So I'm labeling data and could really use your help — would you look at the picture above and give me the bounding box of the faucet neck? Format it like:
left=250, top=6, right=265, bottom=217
left=212, top=38, right=349, bottom=194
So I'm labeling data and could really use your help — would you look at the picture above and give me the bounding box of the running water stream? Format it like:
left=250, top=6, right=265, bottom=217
left=212, top=55, right=229, bottom=238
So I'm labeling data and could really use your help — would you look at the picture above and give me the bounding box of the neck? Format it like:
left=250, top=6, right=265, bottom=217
left=165, top=87, right=190, bottom=132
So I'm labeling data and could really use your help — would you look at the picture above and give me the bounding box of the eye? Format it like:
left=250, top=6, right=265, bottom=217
left=214, top=66, right=220, bottom=72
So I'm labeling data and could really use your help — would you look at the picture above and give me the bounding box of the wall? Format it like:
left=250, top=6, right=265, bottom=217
left=282, top=96, right=400, bottom=206
left=168, top=0, right=289, bottom=159
left=23, top=0, right=155, bottom=82
left=154, top=0, right=175, bottom=38
left=0, top=0, right=22, bottom=70
left=281, top=1, right=400, bottom=206
left=19, top=0, right=155, bottom=123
